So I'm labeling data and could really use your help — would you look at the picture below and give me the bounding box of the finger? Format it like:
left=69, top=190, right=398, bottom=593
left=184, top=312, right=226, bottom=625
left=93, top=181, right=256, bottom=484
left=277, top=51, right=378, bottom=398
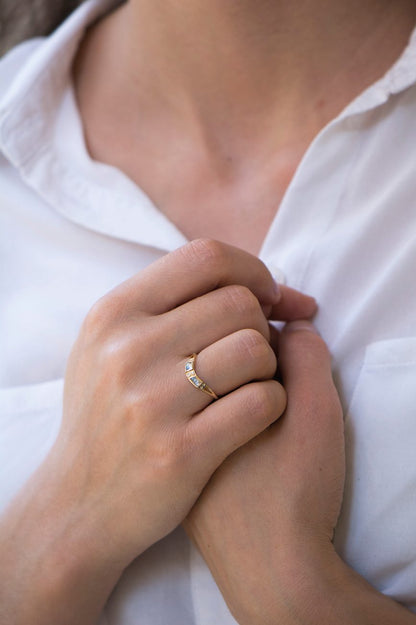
left=166, top=285, right=270, bottom=355
left=180, top=329, right=277, bottom=415
left=279, top=321, right=331, bottom=386
left=277, top=320, right=340, bottom=425
left=107, top=239, right=281, bottom=315
left=268, top=285, right=317, bottom=322
left=187, top=380, right=287, bottom=470
left=161, top=329, right=276, bottom=418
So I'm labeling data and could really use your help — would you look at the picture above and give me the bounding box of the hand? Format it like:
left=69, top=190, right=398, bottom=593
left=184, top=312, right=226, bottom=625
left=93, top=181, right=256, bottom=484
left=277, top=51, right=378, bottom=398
left=55, top=240, right=315, bottom=563
left=184, top=320, right=345, bottom=624
left=0, top=239, right=316, bottom=625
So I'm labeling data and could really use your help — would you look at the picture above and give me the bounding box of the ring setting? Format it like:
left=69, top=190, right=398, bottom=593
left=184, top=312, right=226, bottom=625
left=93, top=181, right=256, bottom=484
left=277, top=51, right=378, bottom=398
left=185, top=354, right=218, bottom=400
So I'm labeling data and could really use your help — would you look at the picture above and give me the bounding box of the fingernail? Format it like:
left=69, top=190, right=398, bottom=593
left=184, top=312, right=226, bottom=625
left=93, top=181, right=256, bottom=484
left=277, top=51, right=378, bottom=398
left=272, top=279, right=282, bottom=303
left=268, top=264, right=286, bottom=286
left=284, top=320, right=320, bottom=334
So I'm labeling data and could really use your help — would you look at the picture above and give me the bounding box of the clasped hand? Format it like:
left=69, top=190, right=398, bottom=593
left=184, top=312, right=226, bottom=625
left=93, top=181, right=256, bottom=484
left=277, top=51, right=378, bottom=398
left=55, top=239, right=323, bottom=568
left=184, top=320, right=345, bottom=624
left=2, top=239, right=344, bottom=625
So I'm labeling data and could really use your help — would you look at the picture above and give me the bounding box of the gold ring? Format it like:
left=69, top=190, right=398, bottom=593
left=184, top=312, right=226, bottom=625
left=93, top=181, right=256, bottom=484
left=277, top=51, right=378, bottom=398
left=185, top=354, right=218, bottom=400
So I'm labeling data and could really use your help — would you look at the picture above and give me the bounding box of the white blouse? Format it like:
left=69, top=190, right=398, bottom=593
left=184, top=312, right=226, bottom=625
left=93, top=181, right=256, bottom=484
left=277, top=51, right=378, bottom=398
left=1, top=0, right=416, bottom=622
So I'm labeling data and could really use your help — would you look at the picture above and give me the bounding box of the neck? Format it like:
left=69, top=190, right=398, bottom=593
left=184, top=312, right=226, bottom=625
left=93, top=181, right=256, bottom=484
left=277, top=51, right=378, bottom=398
left=76, top=0, right=416, bottom=158
left=74, top=0, right=416, bottom=254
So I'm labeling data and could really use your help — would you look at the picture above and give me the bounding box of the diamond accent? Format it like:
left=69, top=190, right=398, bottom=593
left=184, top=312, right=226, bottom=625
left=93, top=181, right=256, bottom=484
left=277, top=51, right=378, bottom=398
left=185, top=353, right=218, bottom=400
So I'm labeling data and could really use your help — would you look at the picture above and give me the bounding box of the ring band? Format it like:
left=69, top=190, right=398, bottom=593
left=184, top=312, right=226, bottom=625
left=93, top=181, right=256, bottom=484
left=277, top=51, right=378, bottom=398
left=185, top=354, right=218, bottom=400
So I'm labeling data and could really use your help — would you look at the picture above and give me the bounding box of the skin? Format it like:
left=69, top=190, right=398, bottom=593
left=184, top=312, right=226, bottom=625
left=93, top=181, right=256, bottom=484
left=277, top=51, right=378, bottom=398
left=0, top=240, right=316, bottom=624
left=1, top=1, right=416, bottom=624
left=75, top=0, right=416, bottom=621
left=74, top=0, right=416, bottom=254
left=185, top=325, right=416, bottom=624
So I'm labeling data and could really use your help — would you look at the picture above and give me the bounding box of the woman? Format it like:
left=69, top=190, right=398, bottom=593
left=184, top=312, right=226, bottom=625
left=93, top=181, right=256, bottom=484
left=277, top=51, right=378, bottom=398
left=1, top=0, right=416, bottom=623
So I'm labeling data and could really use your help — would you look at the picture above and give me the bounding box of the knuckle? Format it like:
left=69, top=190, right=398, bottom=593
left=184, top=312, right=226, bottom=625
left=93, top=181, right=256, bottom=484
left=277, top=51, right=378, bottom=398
left=246, top=382, right=287, bottom=421
left=83, top=300, right=163, bottom=356
left=82, top=295, right=120, bottom=339
left=183, top=238, right=225, bottom=269
left=96, top=334, right=129, bottom=385
left=224, top=284, right=260, bottom=315
left=237, top=330, right=277, bottom=373
left=97, top=320, right=164, bottom=385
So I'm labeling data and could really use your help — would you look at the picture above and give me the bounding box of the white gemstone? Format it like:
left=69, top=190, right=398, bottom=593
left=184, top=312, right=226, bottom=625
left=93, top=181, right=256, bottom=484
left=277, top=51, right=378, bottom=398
left=191, top=377, right=201, bottom=386
left=185, top=362, right=193, bottom=371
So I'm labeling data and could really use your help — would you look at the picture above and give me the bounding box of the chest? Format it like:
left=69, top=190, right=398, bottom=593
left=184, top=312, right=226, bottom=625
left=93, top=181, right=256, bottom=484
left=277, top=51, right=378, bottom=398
left=151, top=154, right=301, bottom=255
left=155, top=182, right=286, bottom=256
left=88, top=118, right=302, bottom=256
left=2, top=106, right=416, bottom=618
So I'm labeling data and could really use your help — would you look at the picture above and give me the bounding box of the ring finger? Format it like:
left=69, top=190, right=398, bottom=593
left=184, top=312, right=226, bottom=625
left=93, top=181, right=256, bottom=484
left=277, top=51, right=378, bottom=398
left=169, top=328, right=278, bottom=417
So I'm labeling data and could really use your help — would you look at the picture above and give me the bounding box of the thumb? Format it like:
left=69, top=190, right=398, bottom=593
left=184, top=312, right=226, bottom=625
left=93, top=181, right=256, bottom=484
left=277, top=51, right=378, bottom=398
left=278, top=320, right=338, bottom=416
left=276, top=320, right=344, bottom=487
left=268, top=286, right=317, bottom=322
left=277, top=324, right=345, bottom=541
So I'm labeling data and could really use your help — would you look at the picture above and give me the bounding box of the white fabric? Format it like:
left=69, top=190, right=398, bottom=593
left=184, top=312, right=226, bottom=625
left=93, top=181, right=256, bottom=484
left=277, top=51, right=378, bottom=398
left=1, top=0, right=416, bottom=621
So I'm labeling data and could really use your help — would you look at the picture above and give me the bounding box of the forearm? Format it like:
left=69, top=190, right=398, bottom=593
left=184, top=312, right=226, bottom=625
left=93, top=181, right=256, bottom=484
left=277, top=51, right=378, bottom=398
left=238, top=544, right=416, bottom=625
left=316, top=555, right=416, bottom=625
left=0, top=456, right=126, bottom=625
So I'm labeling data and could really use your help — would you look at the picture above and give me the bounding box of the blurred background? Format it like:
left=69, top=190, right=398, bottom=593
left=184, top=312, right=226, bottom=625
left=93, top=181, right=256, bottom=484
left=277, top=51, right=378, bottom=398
left=0, top=0, right=86, bottom=55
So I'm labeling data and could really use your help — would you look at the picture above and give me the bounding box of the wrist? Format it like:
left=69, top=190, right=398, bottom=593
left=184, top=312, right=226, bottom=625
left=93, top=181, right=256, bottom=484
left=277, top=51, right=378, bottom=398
left=238, top=537, right=415, bottom=625
left=0, top=452, right=127, bottom=624
left=265, top=539, right=348, bottom=625
left=234, top=536, right=339, bottom=625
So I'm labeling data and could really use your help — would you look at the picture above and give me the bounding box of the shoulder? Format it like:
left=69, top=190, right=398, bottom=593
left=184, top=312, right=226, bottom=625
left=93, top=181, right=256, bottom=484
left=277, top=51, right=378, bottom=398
left=0, top=39, right=43, bottom=97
